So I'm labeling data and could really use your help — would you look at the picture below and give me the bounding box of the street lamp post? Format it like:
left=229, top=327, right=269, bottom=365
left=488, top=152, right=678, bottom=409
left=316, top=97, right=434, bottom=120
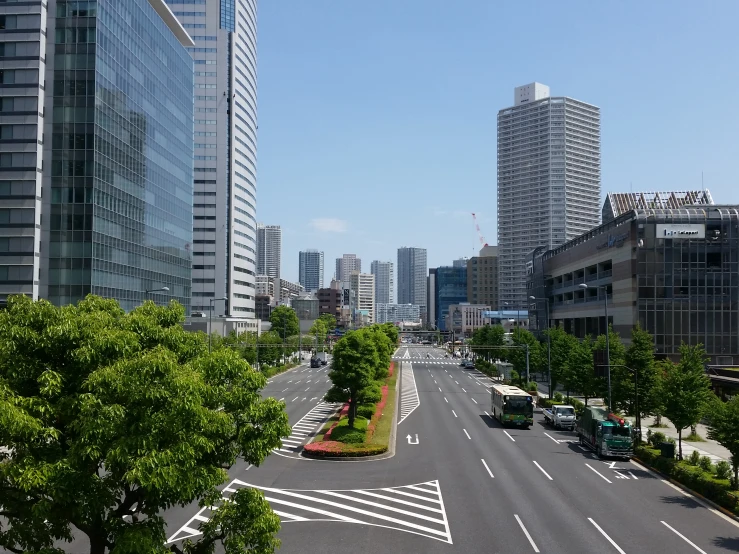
left=580, top=283, right=611, bottom=410
left=144, top=286, right=169, bottom=304
left=530, top=296, right=552, bottom=398
left=208, top=296, right=228, bottom=354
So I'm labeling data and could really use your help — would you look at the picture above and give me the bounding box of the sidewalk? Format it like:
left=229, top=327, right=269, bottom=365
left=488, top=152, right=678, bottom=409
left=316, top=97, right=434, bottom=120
left=634, top=416, right=731, bottom=463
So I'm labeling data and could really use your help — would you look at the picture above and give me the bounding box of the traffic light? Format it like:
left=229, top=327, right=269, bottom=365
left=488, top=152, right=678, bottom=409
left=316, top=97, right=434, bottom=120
left=593, top=349, right=609, bottom=378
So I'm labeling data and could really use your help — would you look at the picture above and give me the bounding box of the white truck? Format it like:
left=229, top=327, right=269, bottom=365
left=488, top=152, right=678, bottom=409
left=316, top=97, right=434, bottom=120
left=543, top=404, right=576, bottom=430
left=315, top=351, right=328, bottom=365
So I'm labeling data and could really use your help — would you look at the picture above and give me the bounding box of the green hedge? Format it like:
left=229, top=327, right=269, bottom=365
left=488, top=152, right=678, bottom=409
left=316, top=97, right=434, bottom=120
left=260, top=362, right=297, bottom=378
left=635, top=445, right=739, bottom=515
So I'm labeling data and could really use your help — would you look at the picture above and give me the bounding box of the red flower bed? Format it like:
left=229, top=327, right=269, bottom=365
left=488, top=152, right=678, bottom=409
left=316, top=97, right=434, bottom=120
left=303, top=441, right=387, bottom=458
left=388, top=361, right=394, bottom=378
left=323, top=403, right=350, bottom=440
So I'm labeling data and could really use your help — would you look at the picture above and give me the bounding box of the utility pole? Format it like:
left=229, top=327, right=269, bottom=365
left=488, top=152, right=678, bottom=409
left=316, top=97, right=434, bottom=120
left=525, top=342, right=530, bottom=385
left=604, top=288, right=612, bottom=411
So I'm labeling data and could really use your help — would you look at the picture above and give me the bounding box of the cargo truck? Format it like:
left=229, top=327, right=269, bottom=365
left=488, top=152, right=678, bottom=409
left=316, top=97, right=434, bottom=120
left=315, top=351, right=328, bottom=365
left=576, top=406, right=634, bottom=459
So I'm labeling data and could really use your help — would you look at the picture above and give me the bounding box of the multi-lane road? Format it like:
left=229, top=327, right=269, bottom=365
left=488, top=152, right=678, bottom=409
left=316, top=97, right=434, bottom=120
left=162, top=345, right=739, bottom=553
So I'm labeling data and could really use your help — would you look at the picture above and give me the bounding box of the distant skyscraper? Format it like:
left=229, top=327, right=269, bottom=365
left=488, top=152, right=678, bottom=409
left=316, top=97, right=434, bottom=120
left=453, top=258, right=469, bottom=268
left=497, top=82, right=600, bottom=309
left=370, top=260, right=394, bottom=305
left=256, top=224, right=281, bottom=279
left=335, top=254, right=361, bottom=283
left=434, top=266, right=468, bottom=331
left=299, top=250, right=324, bottom=292
left=172, top=0, right=259, bottom=319
left=397, top=247, right=427, bottom=315
left=36, top=0, right=195, bottom=312
left=349, top=271, right=375, bottom=324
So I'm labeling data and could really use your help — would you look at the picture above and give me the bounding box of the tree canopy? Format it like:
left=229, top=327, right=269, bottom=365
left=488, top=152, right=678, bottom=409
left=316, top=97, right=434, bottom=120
left=625, top=324, right=659, bottom=420
left=317, top=313, right=337, bottom=333
left=0, top=295, right=290, bottom=554
left=269, top=306, right=299, bottom=341
left=544, top=326, right=578, bottom=394
left=470, top=325, right=506, bottom=362
left=707, top=395, right=739, bottom=489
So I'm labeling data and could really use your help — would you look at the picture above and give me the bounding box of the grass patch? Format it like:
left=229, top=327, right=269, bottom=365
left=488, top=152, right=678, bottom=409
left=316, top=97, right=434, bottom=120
left=314, top=413, right=341, bottom=441
left=366, top=369, right=397, bottom=449
left=261, top=362, right=298, bottom=379
left=685, top=432, right=705, bottom=442
left=649, top=423, right=669, bottom=428
left=330, top=417, right=368, bottom=443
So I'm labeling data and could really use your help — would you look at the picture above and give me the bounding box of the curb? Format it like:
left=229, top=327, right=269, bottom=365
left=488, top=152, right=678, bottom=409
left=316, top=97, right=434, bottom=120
left=632, top=456, right=739, bottom=524
left=300, top=362, right=399, bottom=463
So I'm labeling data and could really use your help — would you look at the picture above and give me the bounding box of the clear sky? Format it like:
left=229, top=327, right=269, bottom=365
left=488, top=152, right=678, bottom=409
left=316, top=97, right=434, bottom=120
left=256, top=0, right=739, bottom=287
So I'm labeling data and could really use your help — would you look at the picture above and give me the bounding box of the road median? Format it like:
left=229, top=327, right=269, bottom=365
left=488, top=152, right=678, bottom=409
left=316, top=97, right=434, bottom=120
left=303, top=362, right=397, bottom=459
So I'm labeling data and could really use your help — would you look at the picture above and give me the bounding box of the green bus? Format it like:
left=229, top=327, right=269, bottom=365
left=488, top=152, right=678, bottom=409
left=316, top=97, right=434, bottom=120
left=490, top=384, right=534, bottom=428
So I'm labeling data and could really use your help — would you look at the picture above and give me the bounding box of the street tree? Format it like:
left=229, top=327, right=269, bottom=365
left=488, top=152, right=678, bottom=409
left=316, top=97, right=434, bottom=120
left=707, top=395, right=739, bottom=489
left=379, top=322, right=400, bottom=346
left=545, top=326, right=578, bottom=395
left=625, top=324, right=659, bottom=419
left=470, top=325, right=506, bottom=362
left=269, top=305, right=299, bottom=341
left=593, top=325, right=627, bottom=410
left=256, top=331, right=284, bottom=368
left=309, top=319, right=327, bottom=350
left=661, top=343, right=712, bottom=460
left=367, top=325, right=393, bottom=380
left=325, top=329, right=380, bottom=427
left=0, top=295, right=290, bottom=554
left=318, top=313, right=337, bottom=333
left=508, top=329, right=543, bottom=384
left=567, top=335, right=600, bottom=405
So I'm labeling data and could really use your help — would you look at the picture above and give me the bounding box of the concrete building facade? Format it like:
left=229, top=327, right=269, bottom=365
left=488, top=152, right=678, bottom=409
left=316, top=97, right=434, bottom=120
left=256, top=224, right=281, bottom=279
left=498, top=82, right=601, bottom=310
left=467, top=245, right=499, bottom=309
left=336, top=254, right=361, bottom=283
left=376, top=303, right=420, bottom=325
left=447, top=303, right=492, bottom=338
left=317, top=287, right=341, bottom=321
left=350, top=271, right=375, bottom=324
left=370, top=260, right=394, bottom=305
left=299, top=249, right=323, bottom=292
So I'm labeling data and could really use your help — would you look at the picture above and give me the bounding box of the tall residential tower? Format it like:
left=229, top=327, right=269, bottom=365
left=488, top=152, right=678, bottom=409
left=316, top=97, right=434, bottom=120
left=335, top=254, right=361, bottom=283
left=299, top=250, right=324, bottom=292
left=172, top=0, right=259, bottom=318
left=497, top=82, right=600, bottom=309
left=370, top=260, right=394, bottom=305
left=397, top=247, right=427, bottom=317
left=256, top=224, right=281, bottom=279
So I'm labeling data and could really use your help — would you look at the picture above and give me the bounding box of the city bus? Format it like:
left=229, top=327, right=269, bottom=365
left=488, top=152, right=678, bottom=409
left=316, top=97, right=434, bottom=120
left=490, top=384, right=534, bottom=428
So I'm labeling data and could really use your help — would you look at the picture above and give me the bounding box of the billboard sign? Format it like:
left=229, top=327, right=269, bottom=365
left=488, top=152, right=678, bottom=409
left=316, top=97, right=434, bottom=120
left=656, top=223, right=705, bottom=239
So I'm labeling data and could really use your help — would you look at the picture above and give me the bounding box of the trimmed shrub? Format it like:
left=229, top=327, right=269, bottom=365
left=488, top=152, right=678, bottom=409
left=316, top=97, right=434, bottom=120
left=525, top=381, right=538, bottom=392
left=356, top=404, right=375, bottom=420
left=716, top=460, right=732, bottom=480
left=688, top=449, right=701, bottom=466
left=699, top=456, right=714, bottom=473
left=570, top=398, right=585, bottom=417
left=554, top=392, right=565, bottom=403
left=648, top=431, right=666, bottom=447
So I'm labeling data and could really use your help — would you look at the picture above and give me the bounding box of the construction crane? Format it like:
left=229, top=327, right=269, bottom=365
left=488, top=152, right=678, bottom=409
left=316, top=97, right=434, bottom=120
left=471, top=213, right=488, bottom=248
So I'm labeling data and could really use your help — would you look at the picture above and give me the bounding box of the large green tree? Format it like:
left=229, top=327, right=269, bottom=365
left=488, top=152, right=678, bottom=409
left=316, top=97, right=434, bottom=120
left=0, top=295, right=290, bottom=554
left=661, top=343, right=712, bottom=459
left=508, top=329, right=543, bottom=384
left=317, top=313, right=337, bottom=333
left=470, top=325, right=506, bottom=362
left=707, top=395, right=739, bottom=489
left=325, top=329, right=380, bottom=428
left=567, top=335, right=601, bottom=405
left=256, top=331, right=284, bottom=368
left=624, top=324, right=659, bottom=420
left=593, top=325, right=626, bottom=410
left=269, top=306, right=299, bottom=341
left=544, top=326, right=578, bottom=395
left=378, top=322, right=399, bottom=346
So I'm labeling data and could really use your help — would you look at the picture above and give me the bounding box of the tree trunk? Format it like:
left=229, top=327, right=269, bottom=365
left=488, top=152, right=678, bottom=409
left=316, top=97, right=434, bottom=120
left=348, top=396, right=356, bottom=429
left=678, top=428, right=683, bottom=460
left=655, top=413, right=662, bottom=426
left=584, top=396, right=589, bottom=406
left=690, top=424, right=697, bottom=436
left=89, top=532, right=106, bottom=554
left=734, top=462, right=738, bottom=491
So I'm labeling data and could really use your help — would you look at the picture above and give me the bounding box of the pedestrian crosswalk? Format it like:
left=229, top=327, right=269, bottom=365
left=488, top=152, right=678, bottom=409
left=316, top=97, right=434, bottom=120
left=392, top=356, right=459, bottom=365
left=399, top=362, right=420, bottom=424
left=272, top=402, right=341, bottom=458
left=166, top=479, right=452, bottom=545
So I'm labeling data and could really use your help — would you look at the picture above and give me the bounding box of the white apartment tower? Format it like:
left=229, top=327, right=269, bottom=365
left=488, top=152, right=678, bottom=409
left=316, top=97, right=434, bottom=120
left=370, top=260, right=394, bottom=305
left=497, top=82, right=600, bottom=309
left=349, top=271, right=375, bottom=324
left=256, top=224, right=281, bottom=279
left=397, top=247, right=427, bottom=312
left=299, top=250, right=324, bottom=292
left=335, top=254, right=361, bottom=283
left=174, top=0, right=259, bottom=318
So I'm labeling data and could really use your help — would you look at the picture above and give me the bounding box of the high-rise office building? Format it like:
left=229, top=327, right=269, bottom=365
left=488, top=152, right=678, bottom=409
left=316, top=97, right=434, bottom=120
left=171, top=0, right=259, bottom=318
left=497, top=82, right=600, bottom=309
left=434, top=266, right=467, bottom=331
left=299, top=250, right=324, bottom=292
left=256, top=224, right=281, bottom=279
left=0, top=1, right=48, bottom=307
left=335, top=254, right=361, bottom=283
left=349, top=271, right=375, bottom=324
left=37, top=0, right=195, bottom=312
left=467, top=245, right=499, bottom=309
left=397, top=247, right=427, bottom=314
left=370, top=260, right=393, bottom=305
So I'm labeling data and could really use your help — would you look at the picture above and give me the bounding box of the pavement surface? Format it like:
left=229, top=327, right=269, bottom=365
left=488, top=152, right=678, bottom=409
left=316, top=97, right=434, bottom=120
left=15, top=347, right=739, bottom=552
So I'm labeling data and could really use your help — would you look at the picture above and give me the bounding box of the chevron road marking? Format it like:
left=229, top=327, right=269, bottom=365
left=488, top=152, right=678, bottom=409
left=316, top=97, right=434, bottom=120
left=399, top=363, right=420, bottom=425
left=270, top=401, right=341, bottom=458
left=165, top=479, right=452, bottom=545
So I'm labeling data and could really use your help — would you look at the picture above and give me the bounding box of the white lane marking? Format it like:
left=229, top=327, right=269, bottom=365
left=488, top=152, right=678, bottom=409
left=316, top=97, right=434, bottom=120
left=660, top=521, right=708, bottom=553
left=543, top=432, right=559, bottom=443
left=463, top=429, right=471, bottom=440
left=399, top=363, right=421, bottom=425
left=281, top=388, right=289, bottom=392
left=461, top=388, right=467, bottom=393
left=452, top=410, right=458, bottom=418
left=291, top=397, right=298, bottom=402
left=444, top=397, right=448, bottom=403
left=455, top=381, right=459, bottom=385
left=585, top=463, right=612, bottom=484
left=484, top=410, right=491, bottom=417
left=305, top=387, right=310, bottom=391
left=588, top=518, right=625, bottom=554
left=471, top=398, right=478, bottom=404
left=515, top=514, right=540, bottom=553
left=628, top=471, right=638, bottom=480
left=278, top=397, right=285, bottom=402
left=503, top=431, right=516, bottom=442
left=481, top=459, right=494, bottom=479
left=532, top=461, right=553, bottom=481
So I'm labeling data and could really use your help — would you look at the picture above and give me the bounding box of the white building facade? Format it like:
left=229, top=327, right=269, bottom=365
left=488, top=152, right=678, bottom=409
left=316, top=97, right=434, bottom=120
left=497, top=82, right=600, bottom=310
left=349, top=271, right=375, bottom=324
left=175, top=0, right=259, bottom=318
left=370, top=260, right=394, bottom=305
left=336, top=254, right=361, bottom=283
left=256, top=224, right=281, bottom=279
left=375, top=303, right=420, bottom=324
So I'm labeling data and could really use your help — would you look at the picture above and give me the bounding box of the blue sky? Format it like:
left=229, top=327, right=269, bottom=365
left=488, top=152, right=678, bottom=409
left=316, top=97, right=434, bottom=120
left=256, top=0, right=739, bottom=286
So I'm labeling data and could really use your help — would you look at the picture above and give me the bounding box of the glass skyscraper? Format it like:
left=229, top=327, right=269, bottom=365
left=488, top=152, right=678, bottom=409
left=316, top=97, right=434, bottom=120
left=434, top=266, right=467, bottom=331
left=40, top=0, right=195, bottom=312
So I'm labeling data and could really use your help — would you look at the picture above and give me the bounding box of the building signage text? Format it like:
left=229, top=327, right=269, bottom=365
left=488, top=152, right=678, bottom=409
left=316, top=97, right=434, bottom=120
left=656, top=223, right=706, bottom=239
left=596, top=232, right=630, bottom=250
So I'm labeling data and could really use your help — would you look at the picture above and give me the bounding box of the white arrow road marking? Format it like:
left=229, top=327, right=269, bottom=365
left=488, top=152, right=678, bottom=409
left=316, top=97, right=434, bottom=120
left=406, top=434, right=419, bottom=445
